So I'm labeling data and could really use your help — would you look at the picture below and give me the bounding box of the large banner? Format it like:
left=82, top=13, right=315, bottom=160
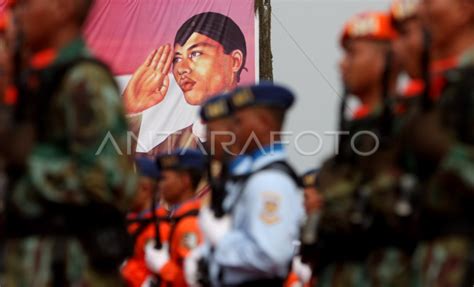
left=84, top=0, right=258, bottom=155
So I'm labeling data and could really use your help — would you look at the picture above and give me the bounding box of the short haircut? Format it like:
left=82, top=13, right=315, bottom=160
left=174, top=12, right=247, bottom=82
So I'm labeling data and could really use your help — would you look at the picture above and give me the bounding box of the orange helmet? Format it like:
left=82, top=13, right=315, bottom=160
left=390, top=0, right=420, bottom=23
left=340, top=11, right=397, bottom=47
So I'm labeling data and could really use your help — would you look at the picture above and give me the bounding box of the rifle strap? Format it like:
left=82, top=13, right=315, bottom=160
left=167, top=209, right=200, bottom=256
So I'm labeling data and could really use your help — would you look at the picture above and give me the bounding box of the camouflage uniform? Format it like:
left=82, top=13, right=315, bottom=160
left=319, top=88, right=419, bottom=287
left=315, top=11, right=399, bottom=287
left=316, top=112, right=379, bottom=287
left=361, top=2, right=428, bottom=284
left=364, top=98, right=419, bottom=287
left=409, top=48, right=474, bottom=287
left=2, top=38, right=137, bottom=287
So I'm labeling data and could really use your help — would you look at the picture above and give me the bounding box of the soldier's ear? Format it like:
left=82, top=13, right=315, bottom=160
left=230, top=50, right=244, bottom=79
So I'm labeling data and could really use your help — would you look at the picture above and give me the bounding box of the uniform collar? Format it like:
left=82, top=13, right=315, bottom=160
left=352, top=102, right=384, bottom=120
left=127, top=204, right=165, bottom=220
left=352, top=105, right=371, bottom=120
left=169, top=197, right=201, bottom=217
left=250, top=143, right=284, bottom=160
left=250, top=143, right=286, bottom=171
left=228, top=155, right=253, bottom=176
left=431, top=56, right=459, bottom=75
left=432, top=44, right=474, bottom=72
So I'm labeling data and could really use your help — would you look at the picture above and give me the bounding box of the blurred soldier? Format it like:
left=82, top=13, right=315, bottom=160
left=198, top=83, right=304, bottom=287
left=315, top=11, right=398, bottom=287
left=145, top=149, right=205, bottom=287
left=130, top=157, right=161, bottom=215
left=338, top=11, right=398, bottom=118
left=0, top=8, right=11, bottom=220
left=400, top=0, right=474, bottom=286
left=0, top=12, right=9, bottom=98
left=1, top=0, right=137, bottom=286
left=299, top=169, right=323, bottom=277
left=301, top=169, right=323, bottom=216
left=389, top=0, right=430, bottom=131
left=286, top=169, right=322, bottom=287
left=391, top=0, right=425, bottom=98
left=200, top=92, right=244, bottom=161
left=0, top=1, right=20, bottom=163
left=353, top=2, right=428, bottom=287
left=0, top=8, right=12, bottom=280
left=122, top=157, right=168, bottom=287
left=0, top=0, right=18, bottom=150
left=199, top=92, right=253, bottom=204
left=184, top=92, right=253, bottom=287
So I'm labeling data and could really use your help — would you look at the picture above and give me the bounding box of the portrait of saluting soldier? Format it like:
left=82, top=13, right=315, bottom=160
left=123, top=12, right=248, bottom=155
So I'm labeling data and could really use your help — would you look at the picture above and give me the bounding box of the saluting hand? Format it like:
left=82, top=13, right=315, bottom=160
left=123, top=44, right=174, bottom=114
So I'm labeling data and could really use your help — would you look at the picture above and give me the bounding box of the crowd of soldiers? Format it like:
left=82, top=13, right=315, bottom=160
left=0, top=0, right=473, bottom=286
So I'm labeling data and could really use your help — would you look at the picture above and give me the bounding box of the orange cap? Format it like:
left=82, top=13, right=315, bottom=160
left=341, top=11, right=397, bottom=47
left=390, top=0, right=419, bottom=23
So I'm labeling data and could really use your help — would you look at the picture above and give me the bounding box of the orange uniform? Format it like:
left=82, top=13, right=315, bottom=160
left=122, top=207, right=170, bottom=287
left=158, top=199, right=202, bottom=287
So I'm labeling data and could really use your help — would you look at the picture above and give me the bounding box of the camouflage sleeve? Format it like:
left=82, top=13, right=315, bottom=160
left=26, top=62, right=137, bottom=211
left=436, top=60, right=474, bottom=192
left=437, top=143, right=474, bottom=190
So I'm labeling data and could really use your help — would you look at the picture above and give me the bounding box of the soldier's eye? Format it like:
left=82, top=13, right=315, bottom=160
left=189, top=51, right=202, bottom=59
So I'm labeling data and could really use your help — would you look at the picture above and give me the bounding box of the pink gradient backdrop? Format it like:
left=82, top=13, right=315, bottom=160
left=83, top=0, right=256, bottom=84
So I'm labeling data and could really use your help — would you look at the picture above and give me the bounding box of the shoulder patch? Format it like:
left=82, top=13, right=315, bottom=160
left=181, top=232, right=199, bottom=249
left=260, top=192, right=281, bottom=225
